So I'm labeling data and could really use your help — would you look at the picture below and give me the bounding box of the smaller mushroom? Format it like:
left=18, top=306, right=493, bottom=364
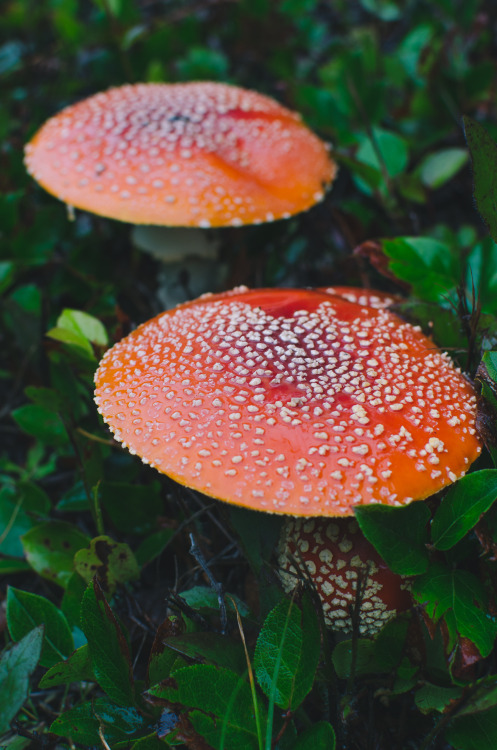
left=278, top=516, right=411, bottom=636
left=25, top=82, right=337, bottom=306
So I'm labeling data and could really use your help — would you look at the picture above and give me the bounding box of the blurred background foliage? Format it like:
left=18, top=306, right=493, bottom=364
left=2, top=1, right=497, bottom=749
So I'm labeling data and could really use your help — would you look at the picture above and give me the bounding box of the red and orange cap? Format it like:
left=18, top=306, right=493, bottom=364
left=25, top=82, right=336, bottom=227
left=94, top=286, right=481, bottom=517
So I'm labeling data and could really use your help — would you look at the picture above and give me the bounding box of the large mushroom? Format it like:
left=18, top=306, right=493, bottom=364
left=94, top=286, right=481, bottom=632
left=25, top=82, right=336, bottom=306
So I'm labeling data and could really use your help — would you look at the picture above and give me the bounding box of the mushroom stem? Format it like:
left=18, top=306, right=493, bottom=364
left=278, top=516, right=412, bottom=636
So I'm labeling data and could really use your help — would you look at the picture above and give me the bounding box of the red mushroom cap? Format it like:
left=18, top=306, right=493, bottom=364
left=24, top=82, right=336, bottom=227
left=278, top=516, right=412, bottom=635
left=94, top=286, right=481, bottom=517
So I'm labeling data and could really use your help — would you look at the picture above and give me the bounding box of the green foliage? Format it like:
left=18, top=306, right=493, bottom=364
left=0, top=626, right=43, bottom=733
left=355, top=502, right=430, bottom=575
left=464, top=117, right=497, bottom=244
left=254, top=595, right=320, bottom=711
left=80, top=579, right=136, bottom=705
left=6, top=588, right=74, bottom=668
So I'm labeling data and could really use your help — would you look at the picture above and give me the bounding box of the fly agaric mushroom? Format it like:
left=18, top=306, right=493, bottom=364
left=94, top=286, right=481, bottom=633
left=24, top=82, right=336, bottom=228
left=94, top=285, right=480, bottom=514
left=25, top=82, right=335, bottom=306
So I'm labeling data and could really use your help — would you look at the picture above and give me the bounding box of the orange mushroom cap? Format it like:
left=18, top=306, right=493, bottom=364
left=278, top=517, right=412, bottom=635
left=94, top=286, right=481, bottom=517
left=25, top=82, right=336, bottom=227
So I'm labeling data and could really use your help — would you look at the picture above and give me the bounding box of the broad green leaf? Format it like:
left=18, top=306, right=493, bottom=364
left=415, top=683, right=463, bottom=714
left=50, top=698, right=145, bottom=746
left=6, top=587, right=73, bottom=668
left=382, top=236, right=458, bottom=301
left=463, top=117, right=497, bottom=244
left=482, top=351, right=497, bottom=382
left=150, top=664, right=266, bottom=750
left=38, top=644, right=94, bottom=688
left=457, top=678, right=497, bottom=717
left=292, top=721, right=336, bottom=749
left=74, top=535, right=140, bottom=594
left=445, top=705, right=497, bottom=750
left=80, top=579, right=135, bottom=705
left=358, top=129, right=409, bottom=176
left=431, top=470, right=497, bottom=550
left=11, top=403, right=69, bottom=446
left=45, top=325, right=95, bottom=357
left=355, top=502, right=430, bottom=575
left=61, top=571, right=88, bottom=630
left=56, top=308, right=108, bottom=346
left=22, top=520, right=90, bottom=587
left=0, top=625, right=43, bottom=733
left=254, top=595, right=320, bottom=710
left=413, top=565, right=497, bottom=656
left=162, top=632, right=246, bottom=674
left=180, top=586, right=250, bottom=617
left=418, top=148, right=469, bottom=189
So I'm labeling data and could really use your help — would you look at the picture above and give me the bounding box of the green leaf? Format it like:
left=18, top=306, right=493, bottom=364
left=180, top=586, right=250, bottom=617
left=418, top=148, right=469, bottom=189
left=80, top=579, right=135, bottom=705
left=292, top=721, right=336, bottom=749
left=38, top=644, right=94, bottom=688
left=150, top=664, right=266, bottom=750
left=74, top=535, right=140, bottom=594
left=414, top=683, right=464, bottom=714
left=45, top=325, right=95, bottom=357
left=61, top=571, right=88, bottom=630
left=6, top=587, right=74, bottom=668
left=22, top=520, right=90, bottom=587
left=463, top=116, right=497, bottom=244
left=355, top=502, right=430, bottom=575
left=413, top=565, right=497, bottom=656
left=0, top=625, right=44, bottom=733
left=11, top=403, right=69, bottom=446
left=50, top=698, right=145, bottom=746
left=382, top=236, right=458, bottom=301
left=359, top=128, right=409, bottom=176
left=453, top=677, right=497, bottom=717
left=431, top=470, right=497, bottom=550
left=56, top=308, right=108, bottom=346
left=254, top=595, right=320, bottom=711
left=445, top=705, right=497, bottom=750
left=162, top=632, right=247, bottom=674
